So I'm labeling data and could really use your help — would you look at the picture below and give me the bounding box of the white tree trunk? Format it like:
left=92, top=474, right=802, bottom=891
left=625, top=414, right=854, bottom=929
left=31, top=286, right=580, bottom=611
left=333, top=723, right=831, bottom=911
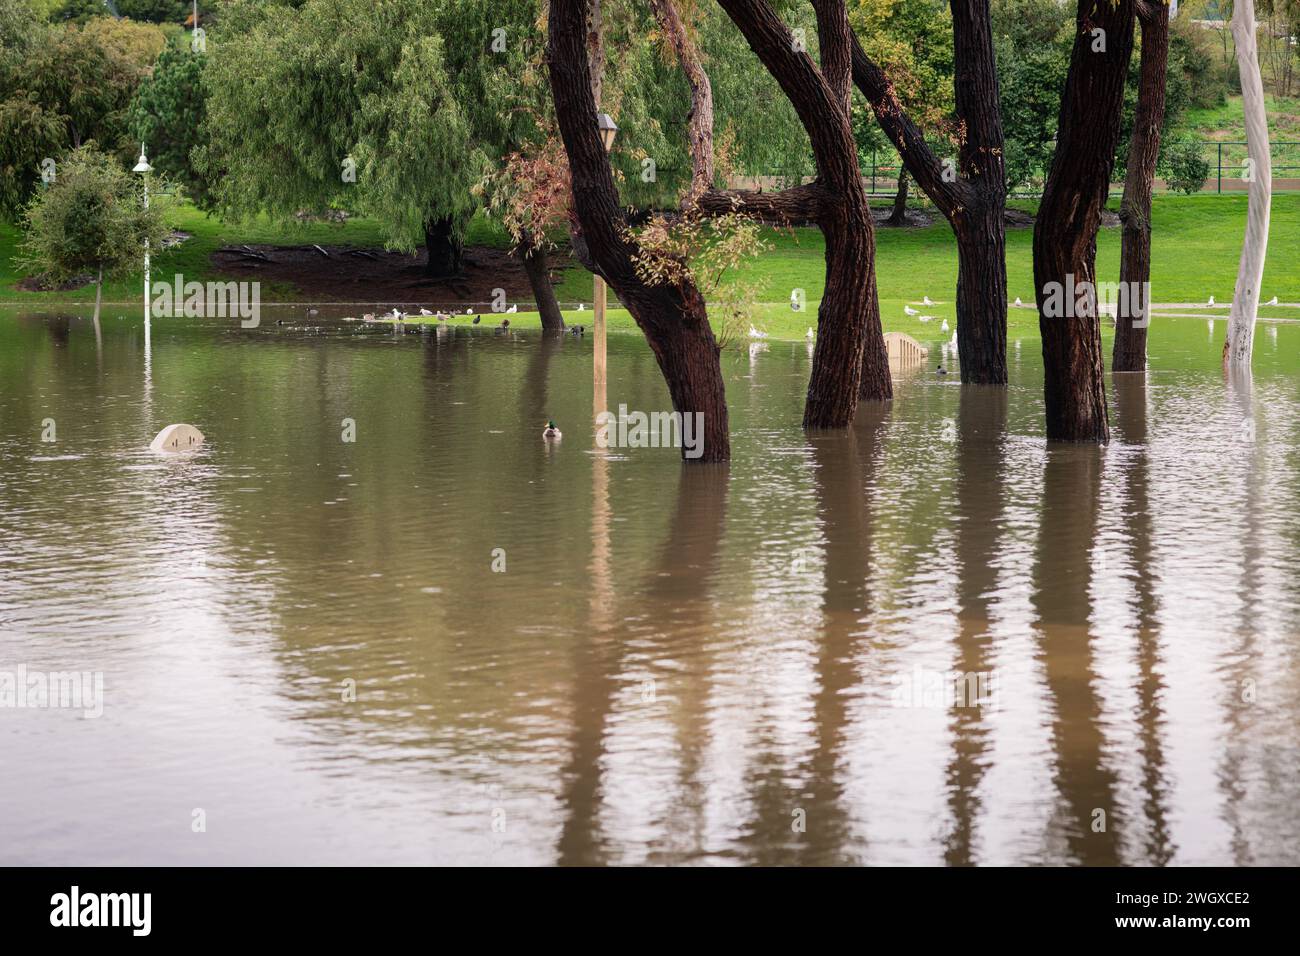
left=1225, top=0, right=1271, bottom=367
left=93, top=263, right=103, bottom=324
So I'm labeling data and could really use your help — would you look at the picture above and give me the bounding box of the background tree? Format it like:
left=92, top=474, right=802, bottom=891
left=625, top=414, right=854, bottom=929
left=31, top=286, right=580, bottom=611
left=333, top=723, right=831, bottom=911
left=128, top=43, right=209, bottom=206
left=18, top=143, right=170, bottom=321
left=197, top=0, right=513, bottom=280
left=0, top=12, right=161, bottom=219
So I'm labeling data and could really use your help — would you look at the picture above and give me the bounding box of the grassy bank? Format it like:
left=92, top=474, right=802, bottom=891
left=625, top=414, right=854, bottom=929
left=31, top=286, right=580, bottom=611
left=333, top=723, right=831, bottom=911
left=3, top=193, right=1297, bottom=342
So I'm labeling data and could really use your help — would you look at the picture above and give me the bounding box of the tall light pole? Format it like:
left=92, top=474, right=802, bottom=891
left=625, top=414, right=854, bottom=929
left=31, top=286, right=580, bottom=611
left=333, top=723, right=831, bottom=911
left=133, top=145, right=153, bottom=349
left=594, top=113, right=617, bottom=388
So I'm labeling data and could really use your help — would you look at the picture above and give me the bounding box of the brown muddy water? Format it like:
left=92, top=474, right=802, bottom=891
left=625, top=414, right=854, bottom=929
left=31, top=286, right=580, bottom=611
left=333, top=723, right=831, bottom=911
left=1, top=307, right=1298, bottom=865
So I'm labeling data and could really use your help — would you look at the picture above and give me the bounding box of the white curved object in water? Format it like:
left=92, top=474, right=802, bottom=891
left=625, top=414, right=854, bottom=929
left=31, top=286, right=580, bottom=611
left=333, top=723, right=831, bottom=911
left=150, top=423, right=205, bottom=453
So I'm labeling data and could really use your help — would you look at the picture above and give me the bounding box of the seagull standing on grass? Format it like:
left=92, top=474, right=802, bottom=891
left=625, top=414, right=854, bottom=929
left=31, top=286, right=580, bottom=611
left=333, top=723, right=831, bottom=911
left=923, top=296, right=934, bottom=306
left=748, top=326, right=768, bottom=339
left=805, top=327, right=815, bottom=340
left=919, top=315, right=933, bottom=323
left=419, top=307, right=432, bottom=316
left=1208, top=295, right=1216, bottom=307
left=941, top=319, right=950, bottom=332
left=578, top=303, right=585, bottom=311
left=1265, top=296, right=1278, bottom=306
left=506, top=304, right=518, bottom=314
left=1014, top=296, right=1023, bottom=307
left=904, top=306, right=920, bottom=316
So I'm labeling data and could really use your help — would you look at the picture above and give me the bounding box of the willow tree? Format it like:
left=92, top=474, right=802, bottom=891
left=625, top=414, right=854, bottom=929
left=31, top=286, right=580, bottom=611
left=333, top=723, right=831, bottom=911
left=549, top=0, right=731, bottom=461
left=1224, top=0, right=1272, bottom=368
left=198, top=0, right=548, bottom=285
left=1113, top=0, right=1170, bottom=372
left=1032, top=0, right=1135, bottom=443
left=850, top=0, right=1009, bottom=385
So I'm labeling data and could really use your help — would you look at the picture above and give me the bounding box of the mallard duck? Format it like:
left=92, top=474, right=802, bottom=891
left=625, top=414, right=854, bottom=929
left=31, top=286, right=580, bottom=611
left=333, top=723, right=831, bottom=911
left=542, top=420, right=562, bottom=440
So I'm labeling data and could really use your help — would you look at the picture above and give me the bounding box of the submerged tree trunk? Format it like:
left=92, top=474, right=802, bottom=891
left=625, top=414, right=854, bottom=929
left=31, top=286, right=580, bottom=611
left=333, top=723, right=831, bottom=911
left=850, top=0, right=1008, bottom=385
left=887, top=169, right=909, bottom=225
left=93, top=262, right=103, bottom=324
left=1225, top=0, right=1272, bottom=368
left=518, top=230, right=565, bottom=333
left=422, top=216, right=462, bottom=278
left=718, top=0, right=890, bottom=425
left=548, top=0, right=729, bottom=462
left=1032, top=0, right=1135, bottom=442
left=1114, top=3, right=1170, bottom=373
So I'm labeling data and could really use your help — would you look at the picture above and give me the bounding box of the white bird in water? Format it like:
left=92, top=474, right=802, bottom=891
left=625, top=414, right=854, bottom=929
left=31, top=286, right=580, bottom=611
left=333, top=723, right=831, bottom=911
left=748, top=326, right=768, bottom=339
left=951, top=332, right=958, bottom=347
left=941, top=319, right=950, bottom=332
left=1265, top=295, right=1278, bottom=306
left=805, top=327, right=815, bottom=340
left=1014, top=296, right=1023, bottom=307
left=904, top=305, right=920, bottom=316
left=1208, top=295, right=1216, bottom=306
left=922, top=295, right=934, bottom=306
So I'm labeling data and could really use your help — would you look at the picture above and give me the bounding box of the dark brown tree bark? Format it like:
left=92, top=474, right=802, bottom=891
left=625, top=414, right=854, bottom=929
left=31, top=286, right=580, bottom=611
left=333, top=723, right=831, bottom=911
left=850, top=1, right=1008, bottom=385
left=1033, top=0, right=1135, bottom=443
left=1113, top=2, right=1170, bottom=372
left=886, top=168, right=909, bottom=225
left=717, top=0, right=891, bottom=424
left=515, top=226, right=564, bottom=333
left=549, top=0, right=729, bottom=462
left=422, top=216, right=462, bottom=278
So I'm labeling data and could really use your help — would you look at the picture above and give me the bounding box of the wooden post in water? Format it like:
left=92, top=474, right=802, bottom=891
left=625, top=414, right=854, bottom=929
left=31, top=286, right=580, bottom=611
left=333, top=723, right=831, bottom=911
left=593, top=275, right=607, bottom=386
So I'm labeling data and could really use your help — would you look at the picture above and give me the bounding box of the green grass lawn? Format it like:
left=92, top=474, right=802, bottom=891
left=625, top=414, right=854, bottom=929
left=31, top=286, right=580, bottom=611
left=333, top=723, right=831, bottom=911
left=3, top=193, right=1297, bottom=342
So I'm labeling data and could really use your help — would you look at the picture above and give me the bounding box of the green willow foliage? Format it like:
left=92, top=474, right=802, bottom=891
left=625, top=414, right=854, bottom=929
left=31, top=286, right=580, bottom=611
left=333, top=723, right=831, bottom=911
left=195, top=0, right=543, bottom=250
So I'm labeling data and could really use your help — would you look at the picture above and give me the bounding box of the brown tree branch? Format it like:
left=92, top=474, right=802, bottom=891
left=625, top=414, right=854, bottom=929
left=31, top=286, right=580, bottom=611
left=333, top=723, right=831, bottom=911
left=648, top=0, right=715, bottom=205
left=849, top=33, right=967, bottom=217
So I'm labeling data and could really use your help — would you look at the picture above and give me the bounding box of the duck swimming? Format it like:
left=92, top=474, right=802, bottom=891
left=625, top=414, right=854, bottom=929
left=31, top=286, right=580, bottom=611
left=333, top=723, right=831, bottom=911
left=542, top=420, right=562, bottom=440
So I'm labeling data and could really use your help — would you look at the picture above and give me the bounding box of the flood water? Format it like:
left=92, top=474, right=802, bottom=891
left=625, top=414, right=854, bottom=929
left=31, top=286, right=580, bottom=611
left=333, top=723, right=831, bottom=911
left=1, top=307, right=1298, bottom=866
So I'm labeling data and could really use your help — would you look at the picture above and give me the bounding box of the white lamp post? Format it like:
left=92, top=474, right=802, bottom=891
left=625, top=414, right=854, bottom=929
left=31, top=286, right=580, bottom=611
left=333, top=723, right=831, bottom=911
left=593, top=113, right=617, bottom=387
left=133, top=146, right=153, bottom=344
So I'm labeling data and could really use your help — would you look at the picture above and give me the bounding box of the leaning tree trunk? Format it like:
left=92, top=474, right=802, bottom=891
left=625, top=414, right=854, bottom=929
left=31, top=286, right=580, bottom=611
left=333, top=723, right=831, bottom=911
left=1225, top=0, right=1272, bottom=368
left=548, top=0, right=729, bottom=462
left=422, top=216, right=463, bottom=278
left=718, top=0, right=890, bottom=425
left=1032, top=0, right=1135, bottom=443
left=1113, top=3, right=1170, bottom=373
left=518, top=229, right=565, bottom=332
left=887, top=168, right=909, bottom=225
left=850, top=0, right=1008, bottom=385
